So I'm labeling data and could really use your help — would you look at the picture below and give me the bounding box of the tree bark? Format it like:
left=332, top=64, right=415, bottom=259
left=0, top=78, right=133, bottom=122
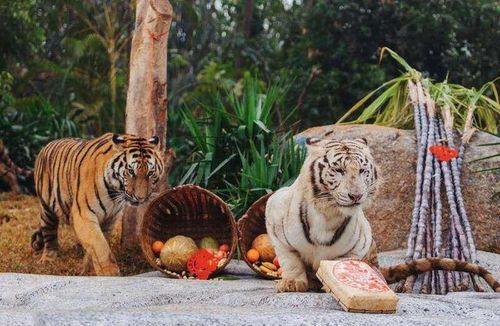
left=235, top=0, right=253, bottom=75
left=121, top=0, right=175, bottom=246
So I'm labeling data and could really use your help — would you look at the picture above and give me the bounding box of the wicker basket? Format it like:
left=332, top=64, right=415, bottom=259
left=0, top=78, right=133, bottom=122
left=140, top=184, right=238, bottom=278
left=237, top=192, right=280, bottom=279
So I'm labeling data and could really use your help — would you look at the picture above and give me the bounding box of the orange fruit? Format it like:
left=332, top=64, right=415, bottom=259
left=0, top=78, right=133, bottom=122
left=151, top=240, right=164, bottom=254
left=246, top=249, right=260, bottom=263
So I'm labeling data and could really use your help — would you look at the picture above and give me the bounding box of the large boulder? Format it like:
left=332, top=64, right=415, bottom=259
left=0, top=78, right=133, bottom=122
left=297, top=124, right=500, bottom=253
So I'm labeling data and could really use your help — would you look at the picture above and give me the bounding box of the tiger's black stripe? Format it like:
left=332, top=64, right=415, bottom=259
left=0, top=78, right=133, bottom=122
left=326, top=216, right=352, bottom=246
left=299, top=201, right=313, bottom=245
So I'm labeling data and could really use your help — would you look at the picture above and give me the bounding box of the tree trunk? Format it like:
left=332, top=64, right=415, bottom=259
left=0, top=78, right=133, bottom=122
left=121, top=0, right=175, bottom=246
left=108, top=45, right=117, bottom=132
left=235, top=0, right=253, bottom=75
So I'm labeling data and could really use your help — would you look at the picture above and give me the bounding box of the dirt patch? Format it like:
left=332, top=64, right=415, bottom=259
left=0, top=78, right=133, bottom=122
left=0, top=192, right=152, bottom=276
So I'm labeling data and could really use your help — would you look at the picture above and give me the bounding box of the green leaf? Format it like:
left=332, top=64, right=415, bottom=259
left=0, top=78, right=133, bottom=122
left=254, top=120, right=271, bottom=133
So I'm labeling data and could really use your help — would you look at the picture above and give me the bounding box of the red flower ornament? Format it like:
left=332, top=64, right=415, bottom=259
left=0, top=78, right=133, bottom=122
left=187, top=249, right=219, bottom=280
left=429, top=145, right=458, bottom=162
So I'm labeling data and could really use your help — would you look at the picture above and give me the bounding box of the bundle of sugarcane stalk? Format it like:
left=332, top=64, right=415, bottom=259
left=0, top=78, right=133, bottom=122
left=396, top=80, right=483, bottom=295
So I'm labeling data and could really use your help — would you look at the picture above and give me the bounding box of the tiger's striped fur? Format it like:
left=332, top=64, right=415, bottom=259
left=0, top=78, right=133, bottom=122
left=0, top=138, right=33, bottom=193
left=266, top=137, right=500, bottom=293
left=31, top=133, right=164, bottom=276
left=266, top=137, right=379, bottom=292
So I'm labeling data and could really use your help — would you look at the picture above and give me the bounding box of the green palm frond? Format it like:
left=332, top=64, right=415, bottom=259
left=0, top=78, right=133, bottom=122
left=337, top=48, right=499, bottom=133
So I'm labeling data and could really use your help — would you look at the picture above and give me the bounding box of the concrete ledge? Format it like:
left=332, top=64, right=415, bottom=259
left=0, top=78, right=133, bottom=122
left=1, top=251, right=499, bottom=325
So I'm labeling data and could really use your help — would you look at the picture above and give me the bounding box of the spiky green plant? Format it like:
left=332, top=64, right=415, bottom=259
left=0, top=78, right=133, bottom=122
left=172, top=75, right=304, bottom=216
left=227, top=134, right=306, bottom=216
left=337, top=47, right=499, bottom=134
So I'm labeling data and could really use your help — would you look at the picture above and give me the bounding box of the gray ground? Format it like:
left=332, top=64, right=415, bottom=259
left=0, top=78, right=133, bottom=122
left=1, top=250, right=499, bottom=326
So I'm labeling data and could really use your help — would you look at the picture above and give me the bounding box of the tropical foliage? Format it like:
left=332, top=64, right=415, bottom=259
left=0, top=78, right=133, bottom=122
left=338, top=48, right=500, bottom=134
left=1, top=0, right=499, bottom=200
left=0, top=97, right=83, bottom=171
left=171, top=76, right=305, bottom=216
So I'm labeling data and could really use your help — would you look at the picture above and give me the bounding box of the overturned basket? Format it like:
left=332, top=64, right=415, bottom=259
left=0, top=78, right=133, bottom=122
left=237, top=192, right=280, bottom=279
left=141, top=184, right=238, bottom=278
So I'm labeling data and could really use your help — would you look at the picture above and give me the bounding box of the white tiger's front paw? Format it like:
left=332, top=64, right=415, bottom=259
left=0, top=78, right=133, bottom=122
left=276, top=278, right=308, bottom=292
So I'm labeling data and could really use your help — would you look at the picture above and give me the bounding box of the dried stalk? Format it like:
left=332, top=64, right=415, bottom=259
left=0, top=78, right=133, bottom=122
left=421, top=206, right=433, bottom=294
left=404, top=81, right=481, bottom=295
left=437, top=120, right=471, bottom=262
left=404, top=81, right=430, bottom=293
left=445, top=228, right=455, bottom=292
left=432, top=148, right=446, bottom=294
left=445, top=121, right=477, bottom=263
left=406, top=81, right=428, bottom=263
left=409, top=81, right=422, bottom=142
left=441, top=105, right=483, bottom=291
left=457, top=104, right=476, bottom=174
left=414, top=88, right=436, bottom=260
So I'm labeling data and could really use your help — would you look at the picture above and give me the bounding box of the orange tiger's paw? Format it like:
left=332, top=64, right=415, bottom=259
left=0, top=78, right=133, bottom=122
left=98, top=264, right=121, bottom=276
left=39, top=249, right=58, bottom=263
left=80, top=256, right=94, bottom=276
left=276, top=279, right=308, bottom=293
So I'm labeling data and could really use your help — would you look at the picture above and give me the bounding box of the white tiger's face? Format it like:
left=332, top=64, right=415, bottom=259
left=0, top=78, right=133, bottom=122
left=304, top=137, right=378, bottom=208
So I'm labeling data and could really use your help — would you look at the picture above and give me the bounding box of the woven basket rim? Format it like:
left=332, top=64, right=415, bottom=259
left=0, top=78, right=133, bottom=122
left=140, top=184, right=238, bottom=279
left=237, top=192, right=279, bottom=280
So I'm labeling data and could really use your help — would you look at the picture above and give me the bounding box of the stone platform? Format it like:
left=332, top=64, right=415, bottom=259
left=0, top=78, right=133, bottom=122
left=1, top=250, right=499, bottom=325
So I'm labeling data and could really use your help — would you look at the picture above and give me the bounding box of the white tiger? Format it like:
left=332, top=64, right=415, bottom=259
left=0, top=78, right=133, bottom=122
left=265, top=137, right=379, bottom=292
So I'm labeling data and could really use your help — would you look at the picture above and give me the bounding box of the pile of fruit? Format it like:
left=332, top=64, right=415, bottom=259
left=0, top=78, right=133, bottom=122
left=246, top=234, right=282, bottom=278
left=151, top=235, right=230, bottom=279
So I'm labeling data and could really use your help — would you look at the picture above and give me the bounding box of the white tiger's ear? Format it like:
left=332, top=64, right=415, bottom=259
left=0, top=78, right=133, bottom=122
left=355, top=137, right=368, bottom=146
left=305, top=137, right=325, bottom=156
left=306, top=137, right=321, bottom=146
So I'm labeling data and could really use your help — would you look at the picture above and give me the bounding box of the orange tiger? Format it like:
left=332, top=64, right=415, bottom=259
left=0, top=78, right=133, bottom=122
left=31, top=133, right=165, bottom=276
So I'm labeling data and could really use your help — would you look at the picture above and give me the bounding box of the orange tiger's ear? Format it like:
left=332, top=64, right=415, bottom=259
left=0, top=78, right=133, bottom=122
left=112, top=134, right=126, bottom=149
left=112, top=134, right=126, bottom=144
left=148, top=136, right=160, bottom=146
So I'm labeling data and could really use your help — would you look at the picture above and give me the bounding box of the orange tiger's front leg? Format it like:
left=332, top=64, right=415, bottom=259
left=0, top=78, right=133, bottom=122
left=72, top=205, right=120, bottom=276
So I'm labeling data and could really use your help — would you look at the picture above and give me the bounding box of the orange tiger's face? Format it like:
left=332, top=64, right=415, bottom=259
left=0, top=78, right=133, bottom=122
left=111, top=134, right=165, bottom=205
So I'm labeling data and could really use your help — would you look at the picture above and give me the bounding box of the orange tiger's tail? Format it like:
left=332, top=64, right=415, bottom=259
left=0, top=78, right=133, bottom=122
left=379, top=257, right=500, bottom=292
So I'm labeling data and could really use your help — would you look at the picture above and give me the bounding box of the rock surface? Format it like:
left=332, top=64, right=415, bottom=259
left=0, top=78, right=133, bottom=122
left=296, top=124, right=500, bottom=253
left=1, top=251, right=499, bottom=325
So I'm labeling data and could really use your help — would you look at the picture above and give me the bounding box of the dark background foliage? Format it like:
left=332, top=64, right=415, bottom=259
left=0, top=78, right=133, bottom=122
left=0, top=0, right=498, bottom=195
